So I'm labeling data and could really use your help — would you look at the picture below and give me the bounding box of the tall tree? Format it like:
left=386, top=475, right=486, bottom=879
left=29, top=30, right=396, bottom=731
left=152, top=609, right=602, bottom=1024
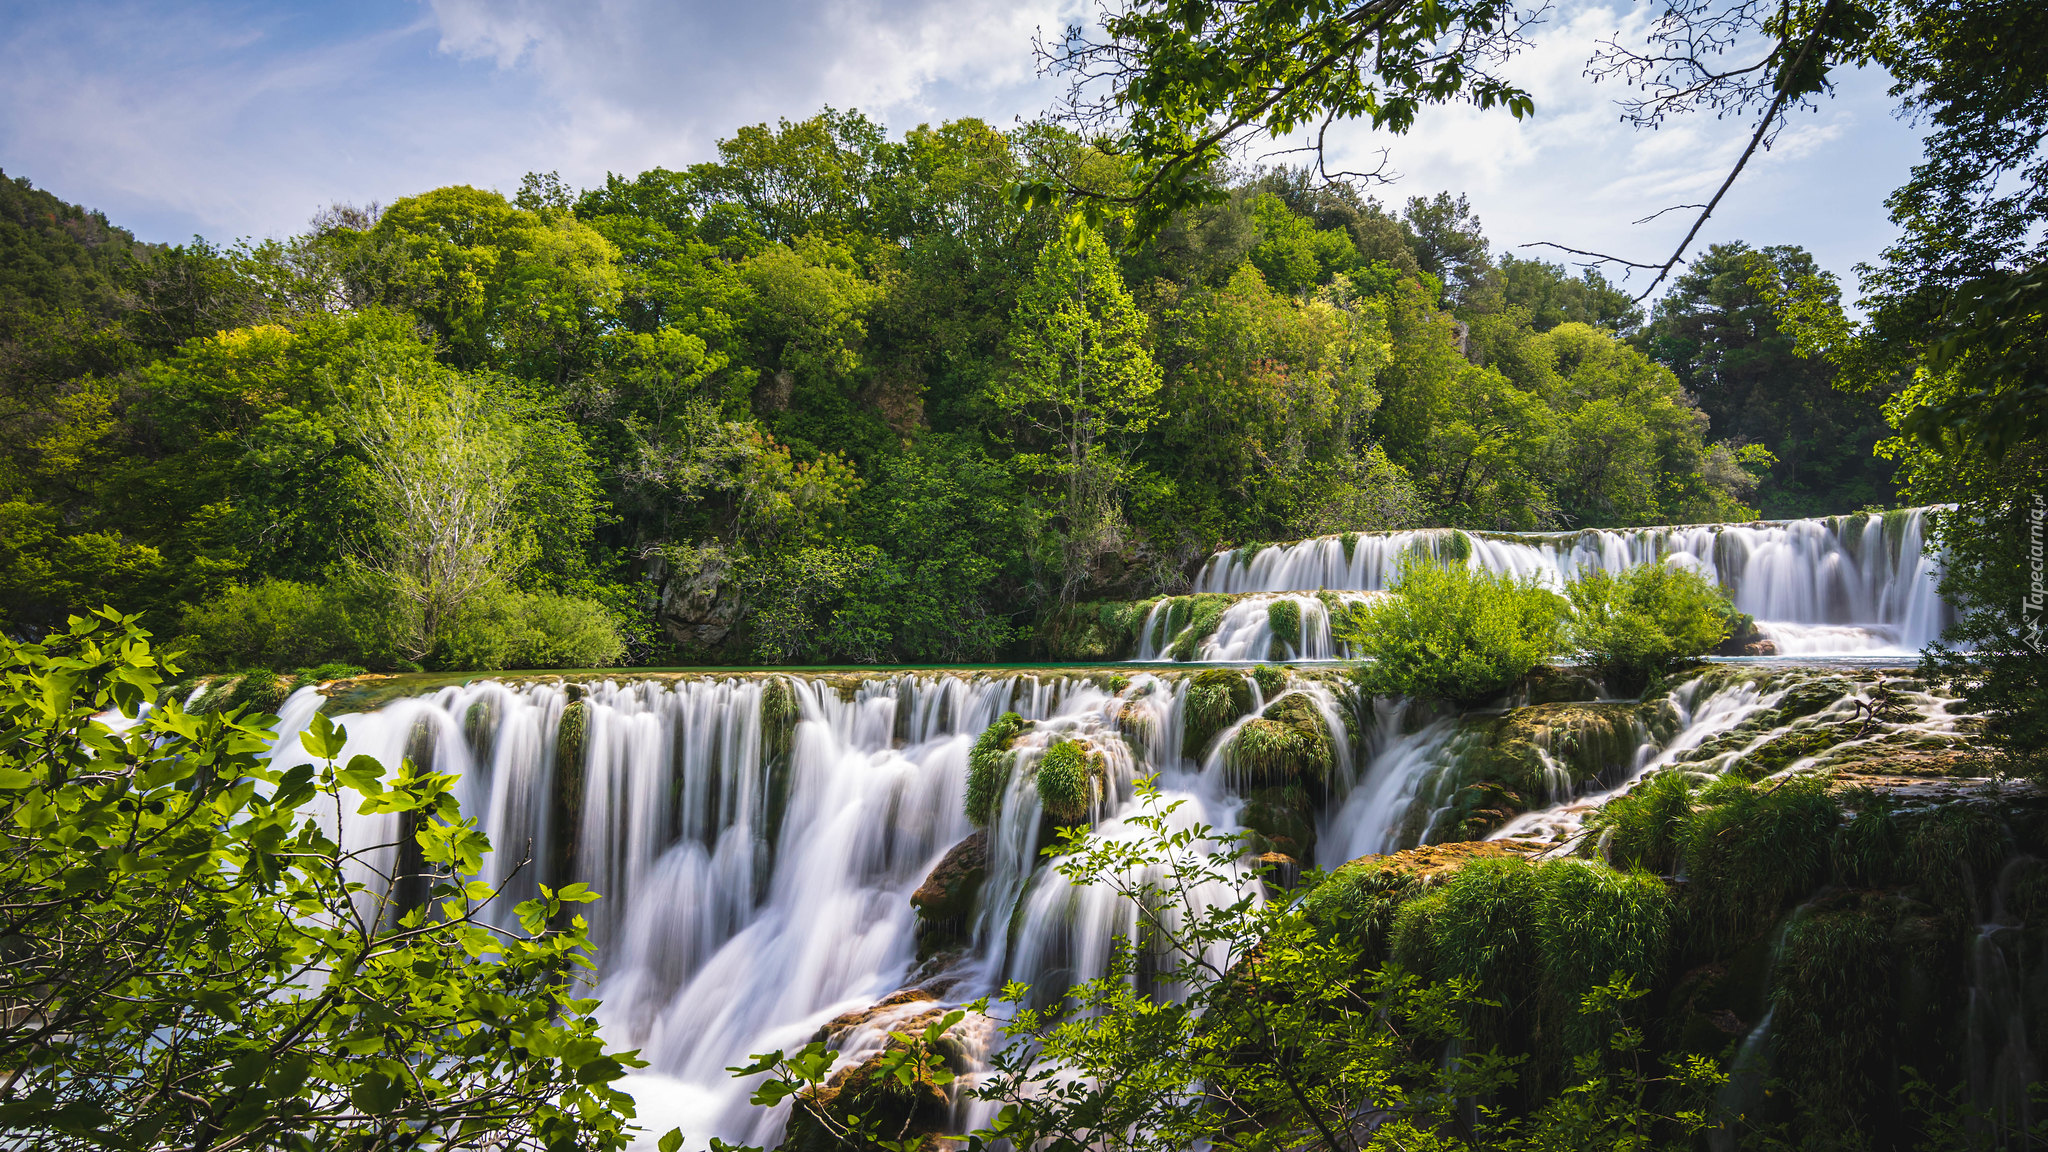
left=1644, top=242, right=1893, bottom=517
left=993, top=228, right=1162, bottom=597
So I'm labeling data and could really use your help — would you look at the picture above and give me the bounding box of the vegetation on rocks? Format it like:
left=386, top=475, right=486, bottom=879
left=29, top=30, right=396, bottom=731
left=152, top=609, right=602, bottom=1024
left=965, top=711, right=1029, bottom=826
left=1182, top=667, right=1253, bottom=755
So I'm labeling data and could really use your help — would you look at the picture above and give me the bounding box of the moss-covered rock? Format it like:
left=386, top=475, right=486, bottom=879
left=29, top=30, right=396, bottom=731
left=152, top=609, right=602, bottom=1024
left=1037, top=598, right=1160, bottom=661
left=1183, top=669, right=1253, bottom=756
left=1035, top=738, right=1105, bottom=824
left=1238, top=784, right=1317, bottom=861
left=551, top=699, right=588, bottom=887
left=911, top=831, right=988, bottom=958
left=966, top=712, right=1029, bottom=826
left=782, top=1035, right=953, bottom=1152
left=1225, top=693, right=1333, bottom=789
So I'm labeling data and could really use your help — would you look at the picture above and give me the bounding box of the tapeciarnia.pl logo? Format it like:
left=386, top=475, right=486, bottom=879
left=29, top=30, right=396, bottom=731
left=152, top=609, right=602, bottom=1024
left=2028, top=494, right=2045, bottom=653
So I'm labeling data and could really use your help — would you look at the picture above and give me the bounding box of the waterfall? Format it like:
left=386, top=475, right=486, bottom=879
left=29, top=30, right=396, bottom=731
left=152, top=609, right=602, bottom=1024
left=1189, top=508, right=1950, bottom=657
left=242, top=656, right=1963, bottom=1148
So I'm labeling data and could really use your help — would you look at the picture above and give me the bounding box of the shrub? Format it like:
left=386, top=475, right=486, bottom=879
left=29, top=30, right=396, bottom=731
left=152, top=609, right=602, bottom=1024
left=1679, top=776, right=1839, bottom=954
left=433, top=588, right=625, bottom=671
left=1564, top=563, right=1734, bottom=693
left=967, top=712, right=1029, bottom=826
left=1533, top=862, right=1671, bottom=1055
left=1587, top=770, right=1699, bottom=874
left=1340, top=556, right=1565, bottom=704
left=174, top=579, right=381, bottom=671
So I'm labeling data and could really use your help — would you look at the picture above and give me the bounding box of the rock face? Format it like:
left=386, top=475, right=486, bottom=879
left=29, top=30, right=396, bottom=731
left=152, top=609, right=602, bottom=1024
left=653, top=545, right=741, bottom=652
left=910, top=831, right=988, bottom=958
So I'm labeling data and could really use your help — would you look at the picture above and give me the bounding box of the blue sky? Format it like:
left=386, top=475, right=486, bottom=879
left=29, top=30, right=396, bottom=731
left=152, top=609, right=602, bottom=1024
left=1, top=0, right=1926, bottom=300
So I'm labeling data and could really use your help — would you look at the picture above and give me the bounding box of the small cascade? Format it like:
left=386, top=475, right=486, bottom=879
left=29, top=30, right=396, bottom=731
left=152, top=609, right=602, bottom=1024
left=1190, top=508, right=1950, bottom=656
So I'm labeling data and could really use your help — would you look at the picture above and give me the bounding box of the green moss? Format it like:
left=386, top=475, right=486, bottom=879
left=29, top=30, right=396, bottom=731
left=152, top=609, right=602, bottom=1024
left=1168, top=593, right=1234, bottom=661
left=1390, top=889, right=1448, bottom=977
left=1439, top=529, right=1473, bottom=563
left=551, top=699, right=589, bottom=888
left=967, top=712, right=1029, bottom=827
left=1238, top=784, right=1317, bottom=860
left=216, top=668, right=293, bottom=716
left=1226, top=693, right=1333, bottom=788
left=1036, top=738, right=1100, bottom=824
left=1184, top=669, right=1253, bottom=756
left=1767, top=895, right=1902, bottom=1141
left=1266, top=598, right=1301, bottom=650
left=1340, top=532, right=1361, bottom=562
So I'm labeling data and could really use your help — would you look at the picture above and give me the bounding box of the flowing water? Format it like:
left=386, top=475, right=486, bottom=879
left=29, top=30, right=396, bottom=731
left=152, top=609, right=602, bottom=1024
left=1185, top=507, right=1949, bottom=658
left=230, top=508, right=1975, bottom=1147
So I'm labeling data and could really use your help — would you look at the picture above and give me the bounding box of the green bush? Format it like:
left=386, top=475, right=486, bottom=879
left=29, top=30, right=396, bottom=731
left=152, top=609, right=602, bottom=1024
left=1340, top=556, right=1565, bottom=704
left=967, top=712, right=1029, bottom=826
left=433, top=588, right=625, bottom=671
left=1564, top=563, right=1734, bottom=693
left=174, top=579, right=382, bottom=672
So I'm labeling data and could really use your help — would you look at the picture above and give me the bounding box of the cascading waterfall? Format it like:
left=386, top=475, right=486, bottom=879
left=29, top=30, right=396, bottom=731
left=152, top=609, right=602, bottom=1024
left=1189, top=507, right=1949, bottom=657
left=249, top=654, right=1967, bottom=1148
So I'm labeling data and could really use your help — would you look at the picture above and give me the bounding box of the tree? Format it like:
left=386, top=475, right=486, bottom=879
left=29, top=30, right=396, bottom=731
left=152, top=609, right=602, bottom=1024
left=339, top=355, right=524, bottom=664
left=1642, top=243, right=1892, bottom=517
left=1020, top=0, right=1538, bottom=240
left=0, top=609, right=660, bottom=1150
left=992, top=227, right=1162, bottom=598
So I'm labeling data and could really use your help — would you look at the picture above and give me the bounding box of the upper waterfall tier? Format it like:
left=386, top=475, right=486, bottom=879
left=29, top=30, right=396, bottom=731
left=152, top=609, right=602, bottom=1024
left=1189, top=508, right=1949, bottom=655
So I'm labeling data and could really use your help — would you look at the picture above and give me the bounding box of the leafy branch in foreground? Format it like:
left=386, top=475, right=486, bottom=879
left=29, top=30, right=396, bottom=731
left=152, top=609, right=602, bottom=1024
left=0, top=608, right=669, bottom=1151
left=723, top=779, right=1721, bottom=1151
left=1019, top=0, right=1541, bottom=242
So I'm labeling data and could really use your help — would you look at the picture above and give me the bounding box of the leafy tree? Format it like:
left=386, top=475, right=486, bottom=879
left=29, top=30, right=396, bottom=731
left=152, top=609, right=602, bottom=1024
left=0, top=609, right=661, bottom=1149
left=992, top=227, right=1162, bottom=598
left=1642, top=243, right=1893, bottom=517
left=1478, top=255, right=1641, bottom=336
left=1339, top=554, right=1565, bottom=703
left=1403, top=192, right=1492, bottom=307
left=365, top=186, right=623, bottom=381
left=1019, top=0, right=1536, bottom=238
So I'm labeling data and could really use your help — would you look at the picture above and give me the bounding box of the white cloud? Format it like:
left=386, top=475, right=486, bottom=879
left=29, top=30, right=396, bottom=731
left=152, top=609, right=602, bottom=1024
left=1301, top=1, right=1922, bottom=296
left=0, top=0, right=1921, bottom=292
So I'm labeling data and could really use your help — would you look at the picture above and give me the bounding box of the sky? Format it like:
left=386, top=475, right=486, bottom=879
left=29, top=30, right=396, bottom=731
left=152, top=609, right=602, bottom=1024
left=0, top=0, right=1927, bottom=299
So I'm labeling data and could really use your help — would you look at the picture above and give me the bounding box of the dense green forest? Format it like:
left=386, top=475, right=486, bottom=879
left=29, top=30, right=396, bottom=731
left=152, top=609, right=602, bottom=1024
left=0, top=116, right=1890, bottom=670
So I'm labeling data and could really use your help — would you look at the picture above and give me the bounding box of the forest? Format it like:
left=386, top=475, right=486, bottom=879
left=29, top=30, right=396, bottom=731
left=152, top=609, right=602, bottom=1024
left=0, top=112, right=1894, bottom=671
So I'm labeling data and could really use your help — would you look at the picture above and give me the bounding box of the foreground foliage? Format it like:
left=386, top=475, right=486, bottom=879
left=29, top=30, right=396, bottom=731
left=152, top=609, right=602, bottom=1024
left=0, top=610, right=658, bottom=1150
left=728, top=781, right=1721, bottom=1152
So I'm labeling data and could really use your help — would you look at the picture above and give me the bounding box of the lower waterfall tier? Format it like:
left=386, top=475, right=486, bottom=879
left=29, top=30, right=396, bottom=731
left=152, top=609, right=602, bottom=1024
left=251, top=661, right=2008, bottom=1147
